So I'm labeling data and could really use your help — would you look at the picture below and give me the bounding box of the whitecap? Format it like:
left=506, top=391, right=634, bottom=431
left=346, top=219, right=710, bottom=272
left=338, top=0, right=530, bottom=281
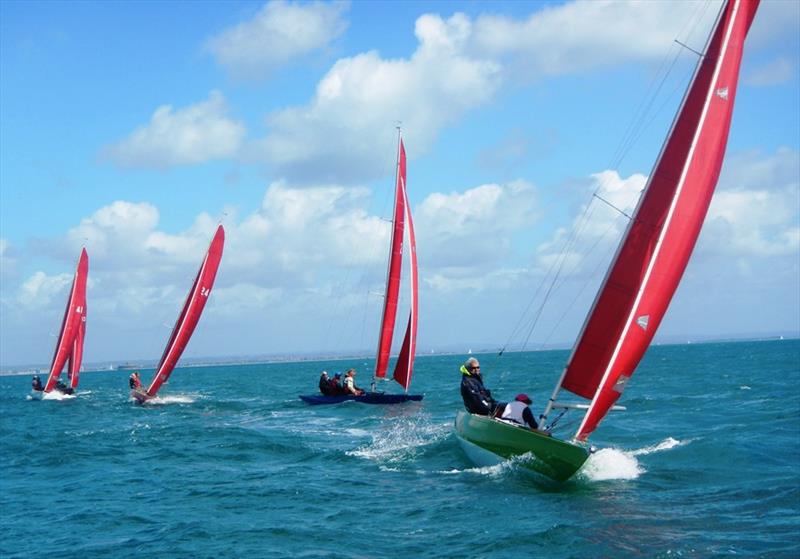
left=630, top=436, right=687, bottom=456
left=740, top=385, right=751, bottom=390
left=579, top=447, right=643, bottom=481
left=135, top=394, right=197, bottom=405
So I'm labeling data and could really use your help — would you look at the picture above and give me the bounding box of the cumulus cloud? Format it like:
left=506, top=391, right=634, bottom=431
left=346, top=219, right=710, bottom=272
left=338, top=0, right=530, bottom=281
left=102, top=91, right=245, bottom=170
left=414, top=179, right=540, bottom=288
left=470, top=0, right=717, bottom=77
left=206, top=0, right=348, bottom=79
left=704, top=148, right=800, bottom=257
left=250, top=12, right=501, bottom=183
left=535, top=171, right=645, bottom=276
left=17, top=271, right=73, bottom=308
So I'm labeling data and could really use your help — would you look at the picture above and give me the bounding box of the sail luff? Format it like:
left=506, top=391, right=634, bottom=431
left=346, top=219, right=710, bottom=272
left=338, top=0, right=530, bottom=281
left=146, top=225, right=225, bottom=396
left=392, top=173, right=418, bottom=391
left=44, top=248, right=88, bottom=392
left=565, top=0, right=758, bottom=441
left=374, top=133, right=406, bottom=379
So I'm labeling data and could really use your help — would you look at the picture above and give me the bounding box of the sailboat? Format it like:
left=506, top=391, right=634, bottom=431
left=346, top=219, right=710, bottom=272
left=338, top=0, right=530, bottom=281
left=131, top=225, right=225, bottom=403
left=35, top=248, right=88, bottom=398
left=300, top=131, right=422, bottom=405
left=455, top=0, right=760, bottom=482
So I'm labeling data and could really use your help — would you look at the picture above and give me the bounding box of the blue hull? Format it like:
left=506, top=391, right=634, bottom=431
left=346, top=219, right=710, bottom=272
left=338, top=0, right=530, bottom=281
left=299, top=393, right=423, bottom=405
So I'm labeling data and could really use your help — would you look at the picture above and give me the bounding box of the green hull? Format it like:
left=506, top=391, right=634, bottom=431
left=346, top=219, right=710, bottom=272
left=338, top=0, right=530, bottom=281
left=454, top=411, right=589, bottom=482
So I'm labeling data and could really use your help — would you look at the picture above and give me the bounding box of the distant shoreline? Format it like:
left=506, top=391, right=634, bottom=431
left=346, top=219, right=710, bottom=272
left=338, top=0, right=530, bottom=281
left=2, top=335, right=796, bottom=376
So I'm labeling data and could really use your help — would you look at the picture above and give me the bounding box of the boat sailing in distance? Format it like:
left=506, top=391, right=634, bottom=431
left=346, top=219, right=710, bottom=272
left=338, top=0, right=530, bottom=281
left=31, top=248, right=88, bottom=400
left=455, top=0, right=760, bottom=482
left=300, top=131, right=422, bottom=406
left=130, top=225, right=225, bottom=404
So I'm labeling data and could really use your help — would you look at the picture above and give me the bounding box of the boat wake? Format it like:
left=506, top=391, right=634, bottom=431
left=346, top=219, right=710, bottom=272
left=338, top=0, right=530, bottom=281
left=132, top=394, right=197, bottom=405
left=42, top=391, right=77, bottom=401
left=578, top=437, right=689, bottom=481
left=348, top=417, right=448, bottom=465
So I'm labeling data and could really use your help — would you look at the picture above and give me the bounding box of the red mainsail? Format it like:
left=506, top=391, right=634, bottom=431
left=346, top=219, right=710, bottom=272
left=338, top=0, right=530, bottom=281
left=392, top=169, right=419, bottom=391
left=374, top=137, right=407, bottom=380
left=44, top=248, right=88, bottom=393
left=560, top=0, right=759, bottom=441
left=146, top=225, right=225, bottom=396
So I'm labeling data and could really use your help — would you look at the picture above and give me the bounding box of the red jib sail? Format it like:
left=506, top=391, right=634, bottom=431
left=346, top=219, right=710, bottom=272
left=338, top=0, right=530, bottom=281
left=374, top=136, right=407, bottom=380
left=562, top=0, right=759, bottom=441
left=44, top=248, right=88, bottom=392
left=392, top=163, right=418, bottom=391
left=145, top=225, right=225, bottom=397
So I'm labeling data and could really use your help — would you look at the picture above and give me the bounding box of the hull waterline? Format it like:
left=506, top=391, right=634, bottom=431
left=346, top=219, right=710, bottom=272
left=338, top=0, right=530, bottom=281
left=299, top=393, right=423, bottom=405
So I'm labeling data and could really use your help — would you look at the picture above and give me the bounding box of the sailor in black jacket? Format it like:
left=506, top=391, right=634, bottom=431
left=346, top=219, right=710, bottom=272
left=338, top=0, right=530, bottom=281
left=460, top=358, right=500, bottom=415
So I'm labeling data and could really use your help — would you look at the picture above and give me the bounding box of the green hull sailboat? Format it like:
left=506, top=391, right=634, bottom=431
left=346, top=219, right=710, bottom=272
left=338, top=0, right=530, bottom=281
left=454, top=0, right=759, bottom=483
left=454, top=412, right=589, bottom=482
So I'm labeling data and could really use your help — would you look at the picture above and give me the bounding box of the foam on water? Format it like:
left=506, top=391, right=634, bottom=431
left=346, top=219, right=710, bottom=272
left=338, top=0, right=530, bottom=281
left=41, top=391, right=77, bottom=401
left=580, top=447, right=643, bottom=481
left=348, top=416, right=448, bottom=463
left=134, top=394, right=197, bottom=405
left=579, top=437, right=689, bottom=481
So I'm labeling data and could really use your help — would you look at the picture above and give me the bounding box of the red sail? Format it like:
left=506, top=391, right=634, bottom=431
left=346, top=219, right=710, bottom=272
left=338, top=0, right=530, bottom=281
left=67, top=301, right=87, bottom=390
left=146, top=225, right=225, bottom=396
left=563, top=0, right=759, bottom=441
left=392, top=171, right=418, bottom=391
left=374, top=137, right=407, bottom=379
left=44, top=248, right=88, bottom=393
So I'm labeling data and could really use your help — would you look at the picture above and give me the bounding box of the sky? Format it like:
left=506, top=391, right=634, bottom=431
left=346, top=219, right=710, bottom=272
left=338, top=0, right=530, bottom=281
left=1, top=0, right=798, bottom=369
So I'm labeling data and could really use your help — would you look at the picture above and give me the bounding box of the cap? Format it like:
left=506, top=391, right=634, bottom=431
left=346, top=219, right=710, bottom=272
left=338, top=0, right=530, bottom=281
left=515, top=393, right=532, bottom=404
left=334, top=373, right=342, bottom=378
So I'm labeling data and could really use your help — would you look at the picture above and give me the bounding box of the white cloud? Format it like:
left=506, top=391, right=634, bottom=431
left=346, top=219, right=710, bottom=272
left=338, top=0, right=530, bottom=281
left=251, top=12, right=501, bottom=183
left=471, top=0, right=716, bottom=77
left=704, top=148, right=800, bottom=257
left=18, top=271, right=72, bottom=308
left=206, top=0, right=348, bottom=79
left=102, top=91, right=245, bottom=170
left=535, top=171, right=645, bottom=276
left=414, top=179, right=540, bottom=289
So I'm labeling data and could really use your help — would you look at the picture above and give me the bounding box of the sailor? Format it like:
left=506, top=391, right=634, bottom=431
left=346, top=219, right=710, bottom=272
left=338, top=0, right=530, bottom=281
left=460, top=357, right=502, bottom=416
left=343, top=369, right=364, bottom=396
left=329, top=373, right=344, bottom=395
left=318, top=371, right=332, bottom=395
left=31, top=375, right=43, bottom=392
left=129, top=371, right=142, bottom=390
left=500, top=393, right=539, bottom=430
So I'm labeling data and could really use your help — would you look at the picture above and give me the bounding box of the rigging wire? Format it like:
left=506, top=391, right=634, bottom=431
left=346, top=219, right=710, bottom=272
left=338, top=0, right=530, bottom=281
left=501, top=0, right=715, bottom=355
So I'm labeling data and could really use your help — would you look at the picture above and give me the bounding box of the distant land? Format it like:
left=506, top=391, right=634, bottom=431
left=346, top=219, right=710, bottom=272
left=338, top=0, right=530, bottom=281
left=1, top=330, right=796, bottom=376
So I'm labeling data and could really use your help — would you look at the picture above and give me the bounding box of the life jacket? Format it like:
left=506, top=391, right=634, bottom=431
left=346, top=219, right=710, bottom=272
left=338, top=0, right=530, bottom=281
left=501, top=400, right=528, bottom=425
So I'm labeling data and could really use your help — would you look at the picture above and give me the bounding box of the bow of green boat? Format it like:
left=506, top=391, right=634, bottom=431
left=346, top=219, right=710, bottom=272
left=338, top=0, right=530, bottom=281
left=454, top=411, right=590, bottom=482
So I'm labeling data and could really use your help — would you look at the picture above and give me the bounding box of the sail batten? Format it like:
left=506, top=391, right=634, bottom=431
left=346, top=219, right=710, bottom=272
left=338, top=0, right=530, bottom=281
left=556, top=0, right=759, bottom=441
left=145, top=225, right=225, bottom=397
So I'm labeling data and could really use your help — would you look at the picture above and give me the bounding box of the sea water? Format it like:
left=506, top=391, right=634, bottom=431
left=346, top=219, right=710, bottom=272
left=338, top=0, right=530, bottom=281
left=1, top=339, right=798, bottom=558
